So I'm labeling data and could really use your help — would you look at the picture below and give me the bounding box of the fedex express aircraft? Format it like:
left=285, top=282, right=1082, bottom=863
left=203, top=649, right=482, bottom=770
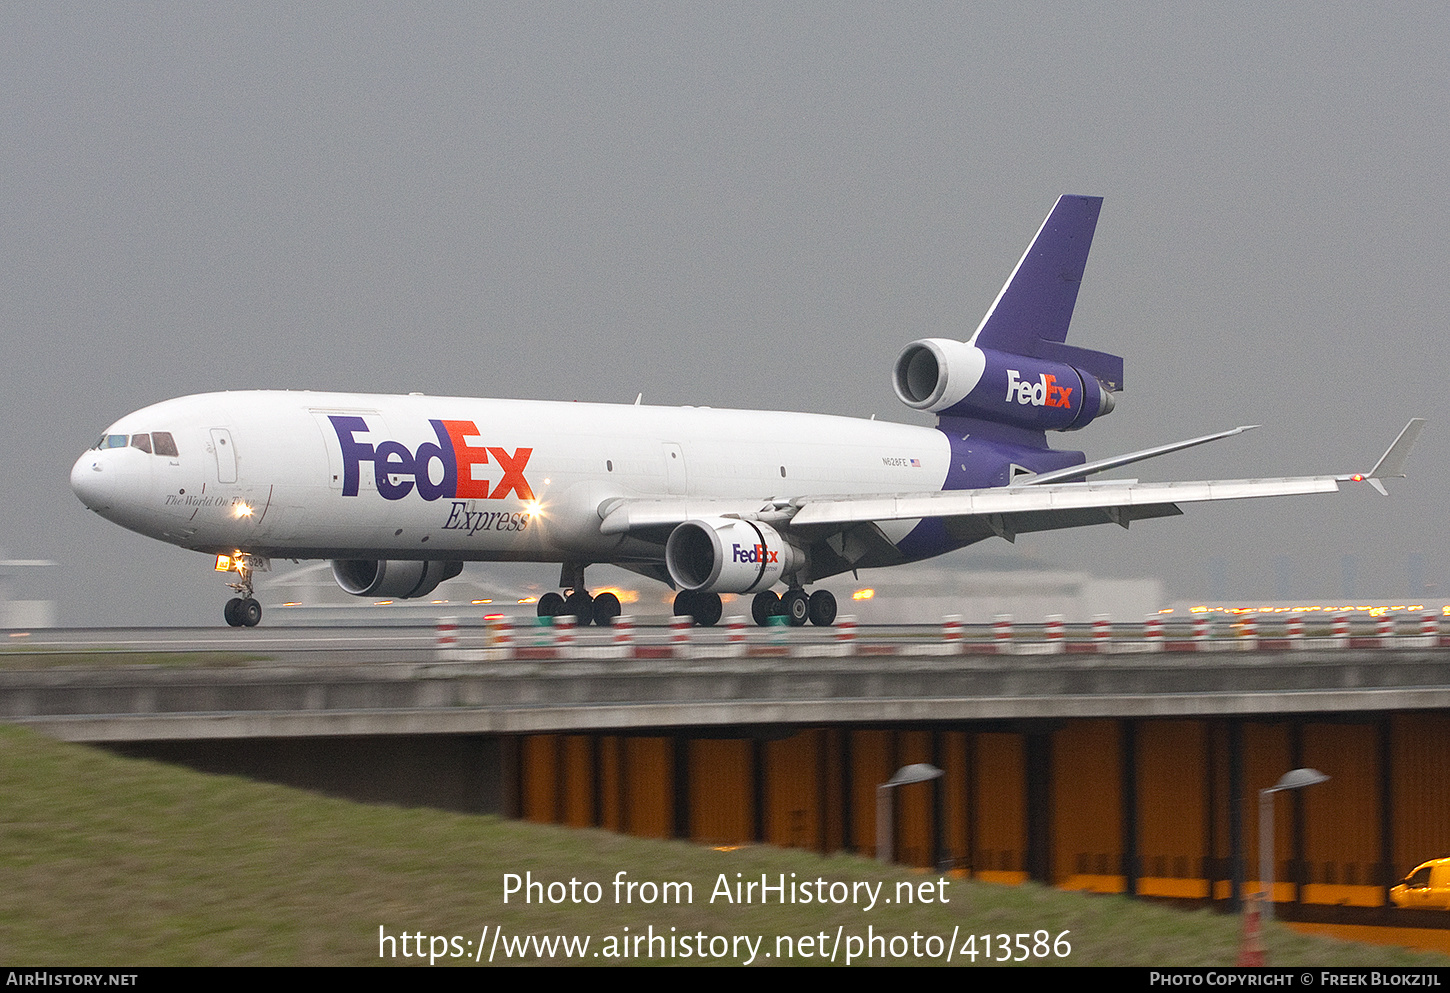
left=71, top=196, right=1423, bottom=628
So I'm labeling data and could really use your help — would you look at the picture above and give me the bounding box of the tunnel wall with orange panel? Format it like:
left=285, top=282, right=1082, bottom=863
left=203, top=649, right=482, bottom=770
left=1053, top=720, right=1122, bottom=892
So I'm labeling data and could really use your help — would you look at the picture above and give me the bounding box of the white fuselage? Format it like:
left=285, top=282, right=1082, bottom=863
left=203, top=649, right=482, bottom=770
left=71, top=391, right=951, bottom=565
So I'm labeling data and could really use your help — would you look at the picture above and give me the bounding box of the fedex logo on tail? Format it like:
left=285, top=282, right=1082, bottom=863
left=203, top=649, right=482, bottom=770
left=329, top=416, right=533, bottom=502
left=1005, top=369, right=1074, bottom=409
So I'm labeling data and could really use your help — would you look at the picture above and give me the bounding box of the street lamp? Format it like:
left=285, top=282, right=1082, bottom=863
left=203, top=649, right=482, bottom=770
left=876, top=763, right=943, bottom=863
left=1258, top=767, right=1330, bottom=921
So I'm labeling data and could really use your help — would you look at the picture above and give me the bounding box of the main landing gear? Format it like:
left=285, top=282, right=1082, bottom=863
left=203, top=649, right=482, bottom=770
left=673, top=589, right=723, bottom=627
left=671, top=587, right=838, bottom=627
left=536, top=562, right=621, bottom=627
left=537, top=589, right=622, bottom=627
left=749, top=588, right=836, bottom=627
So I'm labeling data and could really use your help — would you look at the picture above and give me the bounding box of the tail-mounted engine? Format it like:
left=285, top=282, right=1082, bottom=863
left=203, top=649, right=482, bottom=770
left=893, top=338, right=1115, bottom=432
left=665, top=518, right=804, bottom=594
left=331, top=559, right=463, bottom=599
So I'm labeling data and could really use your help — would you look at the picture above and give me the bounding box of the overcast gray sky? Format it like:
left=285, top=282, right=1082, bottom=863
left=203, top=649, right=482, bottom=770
left=5, top=3, right=1447, bottom=625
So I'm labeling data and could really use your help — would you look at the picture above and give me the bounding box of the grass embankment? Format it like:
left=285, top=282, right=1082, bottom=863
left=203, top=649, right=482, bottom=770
left=0, top=723, right=1443, bottom=967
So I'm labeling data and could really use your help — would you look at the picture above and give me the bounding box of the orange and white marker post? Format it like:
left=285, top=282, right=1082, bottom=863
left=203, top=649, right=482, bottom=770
left=1045, top=614, right=1066, bottom=654
left=1331, top=613, right=1351, bottom=648
left=993, top=614, right=1014, bottom=656
left=1193, top=615, right=1211, bottom=650
left=613, top=614, right=635, bottom=659
left=553, top=613, right=575, bottom=658
left=1143, top=614, right=1164, bottom=652
left=1239, top=615, right=1258, bottom=651
left=671, top=614, right=693, bottom=659
left=942, top=614, right=964, bottom=654
left=1092, top=614, right=1112, bottom=652
left=1377, top=613, right=1396, bottom=647
left=836, top=614, right=858, bottom=657
left=435, top=616, right=460, bottom=659
left=1286, top=614, right=1303, bottom=649
left=486, top=613, right=514, bottom=661
left=727, top=615, right=748, bottom=658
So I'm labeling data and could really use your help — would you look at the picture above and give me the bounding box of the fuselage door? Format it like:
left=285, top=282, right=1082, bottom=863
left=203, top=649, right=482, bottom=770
left=209, top=428, right=238, bottom=484
left=309, top=409, right=387, bottom=492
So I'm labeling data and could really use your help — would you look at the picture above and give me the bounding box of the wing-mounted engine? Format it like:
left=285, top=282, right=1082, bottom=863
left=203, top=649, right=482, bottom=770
left=331, top=559, right=463, bottom=599
left=665, top=518, right=805, bottom=594
left=893, top=339, right=1114, bottom=432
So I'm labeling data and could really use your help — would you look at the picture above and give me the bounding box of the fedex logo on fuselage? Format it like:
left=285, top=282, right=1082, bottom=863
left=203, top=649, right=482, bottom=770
left=1005, top=370, right=1074, bottom=409
left=329, top=416, right=534, bottom=502
left=733, top=543, right=779, bottom=564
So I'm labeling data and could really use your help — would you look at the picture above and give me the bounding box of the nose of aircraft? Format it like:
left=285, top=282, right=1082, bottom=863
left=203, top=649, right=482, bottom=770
left=71, top=451, right=115, bottom=511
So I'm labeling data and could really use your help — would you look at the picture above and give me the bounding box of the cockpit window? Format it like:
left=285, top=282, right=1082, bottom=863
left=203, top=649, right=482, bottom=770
left=96, top=434, right=128, bottom=450
left=152, top=432, right=179, bottom=457
left=130, top=433, right=152, bottom=454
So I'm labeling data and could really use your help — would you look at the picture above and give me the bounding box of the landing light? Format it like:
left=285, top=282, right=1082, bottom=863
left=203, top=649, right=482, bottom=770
left=852, top=589, right=875, bottom=601
left=233, top=503, right=253, bottom=518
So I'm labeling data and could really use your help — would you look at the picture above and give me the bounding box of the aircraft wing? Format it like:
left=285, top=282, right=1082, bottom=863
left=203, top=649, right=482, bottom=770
left=790, top=418, right=1423, bottom=540
left=597, top=420, right=1422, bottom=548
left=786, top=475, right=1341, bottom=538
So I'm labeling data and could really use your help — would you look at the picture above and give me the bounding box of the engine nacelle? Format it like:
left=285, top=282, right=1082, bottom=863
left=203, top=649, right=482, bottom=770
left=893, top=338, right=1114, bottom=431
left=665, top=518, right=803, bottom=594
left=331, top=559, right=463, bottom=599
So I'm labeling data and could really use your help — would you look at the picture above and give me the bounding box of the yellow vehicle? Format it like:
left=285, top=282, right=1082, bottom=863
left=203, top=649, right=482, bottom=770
left=1391, top=858, right=1450, bottom=909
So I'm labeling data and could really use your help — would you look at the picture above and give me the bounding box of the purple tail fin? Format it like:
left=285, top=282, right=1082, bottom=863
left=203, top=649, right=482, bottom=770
left=968, top=195, right=1123, bottom=390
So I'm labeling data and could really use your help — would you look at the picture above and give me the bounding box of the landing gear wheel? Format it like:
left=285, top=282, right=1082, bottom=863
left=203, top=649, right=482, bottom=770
left=240, top=598, right=262, bottom=627
left=537, top=592, right=565, bottom=618
left=752, top=590, right=781, bottom=626
left=807, top=590, right=837, bottom=627
left=673, top=590, right=721, bottom=626
left=224, top=597, right=244, bottom=627
left=592, top=592, right=621, bottom=627
left=692, top=592, right=722, bottom=627
left=782, top=589, right=809, bottom=627
left=564, top=590, right=594, bottom=626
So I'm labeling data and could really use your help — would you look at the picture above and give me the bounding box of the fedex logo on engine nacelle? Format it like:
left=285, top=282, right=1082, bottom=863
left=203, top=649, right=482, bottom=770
left=329, top=416, right=533, bottom=502
left=733, top=542, right=779, bottom=564
left=1005, top=369, right=1074, bottom=409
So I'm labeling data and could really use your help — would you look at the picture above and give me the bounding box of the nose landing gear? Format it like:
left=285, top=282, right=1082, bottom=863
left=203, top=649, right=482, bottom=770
left=224, top=596, right=262, bottom=627
left=217, top=552, right=264, bottom=627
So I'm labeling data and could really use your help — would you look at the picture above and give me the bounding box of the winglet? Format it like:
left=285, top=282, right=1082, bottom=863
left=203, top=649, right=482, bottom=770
left=1343, top=418, right=1425, bottom=495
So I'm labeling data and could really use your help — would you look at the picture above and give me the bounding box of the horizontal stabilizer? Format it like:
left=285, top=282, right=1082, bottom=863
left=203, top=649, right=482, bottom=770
left=1021, top=425, right=1258, bottom=486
